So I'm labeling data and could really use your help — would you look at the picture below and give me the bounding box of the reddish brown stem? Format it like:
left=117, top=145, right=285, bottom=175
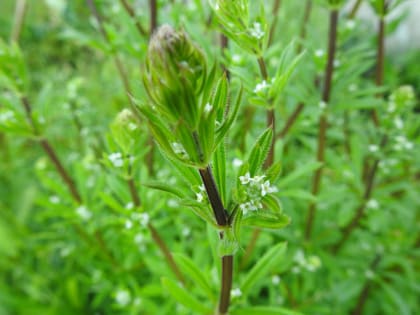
left=268, top=0, right=282, bottom=46
left=126, top=173, right=185, bottom=284
left=119, top=0, right=147, bottom=36
left=276, top=102, right=304, bottom=139
left=305, top=9, right=339, bottom=240
left=218, top=255, right=233, bottom=315
left=297, top=0, right=313, bottom=53
left=350, top=255, right=382, bottom=315
left=349, top=0, right=363, bottom=19
left=149, top=0, right=158, bottom=34
left=332, top=135, right=388, bottom=253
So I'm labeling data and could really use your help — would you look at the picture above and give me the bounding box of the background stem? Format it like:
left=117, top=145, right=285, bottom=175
left=305, top=9, right=339, bottom=240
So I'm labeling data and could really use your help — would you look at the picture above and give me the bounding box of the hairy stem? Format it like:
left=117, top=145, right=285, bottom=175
left=305, top=9, right=339, bottom=240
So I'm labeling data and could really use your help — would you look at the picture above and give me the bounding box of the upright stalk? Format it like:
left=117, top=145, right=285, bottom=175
left=10, top=0, right=28, bottom=43
left=149, top=0, right=158, bottom=34
left=332, top=135, right=387, bottom=253
left=199, top=166, right=232, bottom=314
left=373, top=4, right=386, bottom=127
left=126, top=165, right=185, bottom=283
left=305, top=9, right=339, bottom=240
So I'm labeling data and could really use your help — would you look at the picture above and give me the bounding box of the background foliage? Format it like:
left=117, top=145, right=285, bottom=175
left=0, top=0, right=419, bottom=315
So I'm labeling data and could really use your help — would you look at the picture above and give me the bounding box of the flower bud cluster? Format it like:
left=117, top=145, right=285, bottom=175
left=238, top=172, right=278, bottom=214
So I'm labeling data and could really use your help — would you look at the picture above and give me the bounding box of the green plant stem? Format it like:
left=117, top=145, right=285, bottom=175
left=373, top=13, right=385, bottom=127
left=126, top=170, right=185, bottom=284
left=349, top=0, right=363, bottom=19
left=268, top=0, right=282, bottom=46
left=10, top=0, right=27, bottom=43
left=305, top=9, right=339, bottom=240
left=332, top=135, right=388, bottom=253
left=276, top=102, right=305, bottom=139
left=220, top=34, right=230, bottom=78
left=297, top=0, right=312, bottom=53
left=119, top=0, right=148, bottom=36
left=350, top=255, right=382, bottom=315
left=198, top=166, right=232, bottom=314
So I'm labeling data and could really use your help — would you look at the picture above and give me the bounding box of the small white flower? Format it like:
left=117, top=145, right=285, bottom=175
left=139, top=213, right=150, bottom=227
left=115, top=289, right=131, bottom=306
left=261, top=180, right=278, bottom=196
left=0, top=110, right=15, bottom=123
left=182, top=227, right=191, bottom=237
left=272, top=275, right=281, bottom=285
left=253, top=80, right=270, bottom=93
left=404, top=141, right=414, bottom=150
left=394, top=117, right=404, bottom=129
left=294, top=250, right=306, bottom=265
left=348, top=84, right=358, bottom=92
left=231, top=288, right=242, bottom=298
left=232, top=54, right=242, bottom=64
left=125, top=220, right=133, bottom=229
left=365, top=269, right=374, bottom=279
left=368, top=145, right=379, bottom=153
left=134, top=233, right=144, bottom=245
left=305, top=255, right=322, bottom=272
left=204, top=103, right=213, bottom=113
left=108, top=152, right=124, bottom=168
left=232, top=158, right=243, bottom=168
left=196, top=192, right=204, bottom=203
left=49, top=195, right=60, bottom=204
left=387, top=102, right=396, bottom=113
left=76, top=205, right=92, bottom=220
left=199, top=185, right=206, bottom=192
left=128, top=122, right=137, bottom=131
left=172, top=142, right=188, bottom=157
left=346, top=20, right=356, bottom=30
left=366, top=199, right=379, bottom=210
left=239, top=172, right=251, bottom=185
left=249, top=22, right=265, bottom=39
left=314, top=49, right=324, bottom=57
left=319, top=101, right=327, bottom=109
left=125, top=202, right=134, bottom=210
left=333, top=59, right=341, bottom=68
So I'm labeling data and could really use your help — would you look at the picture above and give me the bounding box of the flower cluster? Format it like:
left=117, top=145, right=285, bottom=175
left=108, top=152, right=124, bottom=168
left=238, top=172, right=278, bottom=214
left=291, top=250, right=322, bottom=274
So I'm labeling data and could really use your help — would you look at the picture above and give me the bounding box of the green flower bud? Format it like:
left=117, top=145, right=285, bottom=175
left=144, top=24, right=206, bottom=129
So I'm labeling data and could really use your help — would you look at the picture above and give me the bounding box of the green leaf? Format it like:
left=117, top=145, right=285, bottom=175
left=241, top=242, right=287, bottom=296
left=231, top=206, right=243, bottom=244
left=161, top=277, right=211, bottom=314
left=376, top=278, right=411, bottom=315
left=242, top=212, right=290, bottom=229
left=230, top=306, right=304, bottom=315
left=173, top=254, right=215, bottom=301
left=215, top=86, right=243, bottom=146
left=262, top=194, right=283, bottom=213
left=143, top=181, right=185, bottom=199
left=247, top=127, right=273, bottom=176
left=279, top=189, right=317, bottom=201
left=277, top=161, right=322, bottom=189
left=213, top=143, right=227, bottom=205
